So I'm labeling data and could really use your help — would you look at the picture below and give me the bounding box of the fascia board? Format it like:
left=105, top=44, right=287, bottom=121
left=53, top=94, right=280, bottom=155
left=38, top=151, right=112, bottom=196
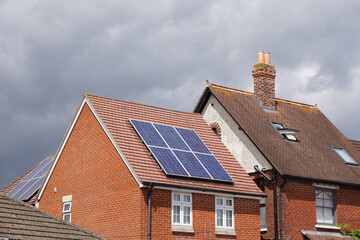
left=38, top=97, right=143, bottom=200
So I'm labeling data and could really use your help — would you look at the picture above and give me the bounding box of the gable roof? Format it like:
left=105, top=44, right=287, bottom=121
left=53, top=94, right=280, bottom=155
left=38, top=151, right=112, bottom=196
left=41, top=94, right=264, bottom=198
left=0, top=192, right=103, bottom=239
left=350, top=139, right=360, bottom=152
left=1, top=156, right=54, bottom=204
left=195, top=83, right=360, bottom=186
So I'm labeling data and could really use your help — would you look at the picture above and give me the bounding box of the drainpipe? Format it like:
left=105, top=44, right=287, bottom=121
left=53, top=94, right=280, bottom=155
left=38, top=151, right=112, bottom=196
left=279, top=177, right=288, bottom=240
left=148, top=183, right=154, bottom=240
left=254, top=165, right=279, bottom=240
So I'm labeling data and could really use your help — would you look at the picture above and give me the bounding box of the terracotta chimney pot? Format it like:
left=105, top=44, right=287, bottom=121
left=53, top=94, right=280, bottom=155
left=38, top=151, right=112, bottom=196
left=264, top=52, right=270, bottom=64
left=258, top=51, right=265, bottom=64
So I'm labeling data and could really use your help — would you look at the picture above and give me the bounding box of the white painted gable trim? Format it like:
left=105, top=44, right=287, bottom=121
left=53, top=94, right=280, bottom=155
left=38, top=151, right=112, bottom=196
left=38, top=97, right=143, bottom=200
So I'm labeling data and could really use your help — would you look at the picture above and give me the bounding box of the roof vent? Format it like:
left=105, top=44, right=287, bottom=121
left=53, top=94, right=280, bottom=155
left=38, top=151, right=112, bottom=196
left=253, top=51, right=276, bottom=110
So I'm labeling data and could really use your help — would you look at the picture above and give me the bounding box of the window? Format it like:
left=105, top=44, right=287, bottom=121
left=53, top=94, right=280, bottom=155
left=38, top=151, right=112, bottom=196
left=215, top=197, right=234, bottom=229
left=316, top=188, right=335, bottom=225
left=254, top=178, right=266, bottom=230
left=63, top=202, right=71, bottom=222
left=270, top=121, right=299, bottom=141
left=172, top=192, right=192, bottom=227
left=331, top=146, right=358, bottom=166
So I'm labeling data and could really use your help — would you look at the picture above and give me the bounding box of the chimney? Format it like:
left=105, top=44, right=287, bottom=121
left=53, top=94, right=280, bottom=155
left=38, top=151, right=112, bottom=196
left=252, top=51, right=276, bottom=110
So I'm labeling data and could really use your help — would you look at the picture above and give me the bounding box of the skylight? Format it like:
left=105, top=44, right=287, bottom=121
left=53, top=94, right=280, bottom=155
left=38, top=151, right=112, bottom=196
left=270, top=121, right=299, bottom=142
left=331, top=146, right=358, bottom=166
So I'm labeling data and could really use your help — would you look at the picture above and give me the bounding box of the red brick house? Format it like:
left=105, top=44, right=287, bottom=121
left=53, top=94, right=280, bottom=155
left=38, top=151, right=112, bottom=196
left=194, top=51, right=360, bottom=240
left=37, top=94, right=265, bottom=239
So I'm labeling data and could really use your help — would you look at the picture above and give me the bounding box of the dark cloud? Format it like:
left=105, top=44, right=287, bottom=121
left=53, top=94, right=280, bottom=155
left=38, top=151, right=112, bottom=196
left=1, top=0, right=360, bottom=189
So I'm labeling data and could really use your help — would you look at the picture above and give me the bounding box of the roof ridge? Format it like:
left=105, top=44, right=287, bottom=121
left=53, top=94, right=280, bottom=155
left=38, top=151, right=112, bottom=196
left=0, top=192, right=103, bottom=239
left=85, top=93, right=200, bottom=116
left=209, top=83, right=316, bottom=108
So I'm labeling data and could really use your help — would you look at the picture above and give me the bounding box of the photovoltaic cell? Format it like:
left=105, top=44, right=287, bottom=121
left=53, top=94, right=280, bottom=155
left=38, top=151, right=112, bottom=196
left=8, top=156, right=54, bottom=201
left=130, top=119, right=233, bottom=182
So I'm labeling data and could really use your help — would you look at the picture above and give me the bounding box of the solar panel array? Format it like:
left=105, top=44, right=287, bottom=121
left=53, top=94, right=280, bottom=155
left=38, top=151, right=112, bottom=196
left=130, top=119, right=233, bottom=182
left=9, top=156, right=53, bottom=201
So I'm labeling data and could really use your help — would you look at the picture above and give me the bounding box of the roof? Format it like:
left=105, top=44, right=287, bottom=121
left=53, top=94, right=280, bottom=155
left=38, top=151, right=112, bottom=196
left=301, top=230, right=353, bottom=240
left=83, top=94, right=264, bottom=197
left=195, top=83, right=360, bottom=186
left=350, top=139, right=360, bottom=152
left=0, top=192, right=103, bottom=239
left=1, top=156, right=54, bottom=204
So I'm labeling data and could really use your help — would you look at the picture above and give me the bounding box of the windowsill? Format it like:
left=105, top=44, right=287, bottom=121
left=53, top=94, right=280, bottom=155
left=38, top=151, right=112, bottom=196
left=261, top=228, right=268, bottom=232
left=315, top=224, right=340, bottom=230
left=215, top=229, right=236, bottom=236
left=171, top=226, right=194, bottom=233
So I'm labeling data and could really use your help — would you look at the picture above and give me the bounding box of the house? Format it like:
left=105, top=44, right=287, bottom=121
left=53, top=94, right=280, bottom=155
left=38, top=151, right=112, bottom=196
left=0, top=192, right=103, bottom=240
left=1, top=156, right=54, bottom=205
left=194, top=51, right=360, bottom=240
left=36, top=94, right=265, bottom=239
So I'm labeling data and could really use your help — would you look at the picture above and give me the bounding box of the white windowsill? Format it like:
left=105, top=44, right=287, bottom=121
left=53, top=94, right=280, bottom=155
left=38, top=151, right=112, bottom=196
left=171, top=226, right=194, bottom=233
left=261, top=228, right=268, bottom=232
left=215, top=229, right=236, bottom=236
left=315, top=224, right=340, bottom=230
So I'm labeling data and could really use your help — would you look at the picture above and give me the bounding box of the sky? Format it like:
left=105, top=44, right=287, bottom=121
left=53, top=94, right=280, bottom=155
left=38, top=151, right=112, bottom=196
left=1, top=0, right=360, bottom=189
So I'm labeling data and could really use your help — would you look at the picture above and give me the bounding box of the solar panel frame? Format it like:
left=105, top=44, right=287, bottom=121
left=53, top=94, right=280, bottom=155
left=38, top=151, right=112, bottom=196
left=130, top=119, right=234, bottom=183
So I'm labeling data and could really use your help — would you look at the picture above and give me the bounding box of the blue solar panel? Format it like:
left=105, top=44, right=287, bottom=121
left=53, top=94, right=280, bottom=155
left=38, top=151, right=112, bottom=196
left=130, top=119, right=233, bottom=182
left=176, top=128, right=211, bottom=154
left=154, top=124, right=189, bottom=151
left=195, top=153, right=233, bottom=182
left=8, top=156, right=54, bottom=200
left=173, top=150, right=211, bottom=179
left=149, top=147, right=189, bottom=176
left=130, top=119, right=167, bottom=147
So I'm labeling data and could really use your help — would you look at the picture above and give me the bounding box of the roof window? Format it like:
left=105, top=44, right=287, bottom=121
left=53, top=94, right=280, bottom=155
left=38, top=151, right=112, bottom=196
left=270, top=121, right=299, bottom=142
left=331, top=146, right=358, bottom=166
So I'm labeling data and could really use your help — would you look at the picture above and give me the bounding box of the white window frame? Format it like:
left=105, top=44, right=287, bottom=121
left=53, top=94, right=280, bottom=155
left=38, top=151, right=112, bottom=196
left=215, top=197, right=234, bottom=230
left=171, top=192, right=192, bottom=227
left=315, top=188, right=335, bottom=225
left=63, top=201, right=72, bottom=222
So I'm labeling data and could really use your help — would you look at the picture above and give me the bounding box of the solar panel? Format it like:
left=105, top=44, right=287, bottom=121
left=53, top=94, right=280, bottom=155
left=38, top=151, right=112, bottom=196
left=130, top=119, right=233, bottom=182
left=9, top=156, right=53, bottom=200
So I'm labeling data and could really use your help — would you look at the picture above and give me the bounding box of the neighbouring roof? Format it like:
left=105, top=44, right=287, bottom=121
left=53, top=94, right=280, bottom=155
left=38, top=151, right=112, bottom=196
left=0, top=193, right=103, bottom=239
left=83, top=94, right=264, bottom=197
left=350, top=139, right=360, bottom=152
left=301, top=230, right=353, bottom=240
left=1, top=156, right=54, bottom=204
left=194, top=83, right=360, bottom=186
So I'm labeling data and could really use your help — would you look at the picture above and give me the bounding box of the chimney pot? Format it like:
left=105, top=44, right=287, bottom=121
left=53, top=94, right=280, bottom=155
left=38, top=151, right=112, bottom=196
left=264, top=52, right=270, bottom=64
left=258, top=51, right=265, bottom=64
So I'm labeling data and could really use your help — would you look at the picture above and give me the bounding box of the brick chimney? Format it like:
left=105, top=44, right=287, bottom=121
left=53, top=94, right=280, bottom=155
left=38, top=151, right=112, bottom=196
left=252, top=51, right=276, bottom=110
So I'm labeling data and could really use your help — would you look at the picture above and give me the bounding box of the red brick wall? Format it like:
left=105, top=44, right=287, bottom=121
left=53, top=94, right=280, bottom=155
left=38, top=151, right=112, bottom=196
left=257, top=176, right=360, bottom=240
left=149, top=189, right=260, bottom=239
left=40, top=103, right=147, bottom=239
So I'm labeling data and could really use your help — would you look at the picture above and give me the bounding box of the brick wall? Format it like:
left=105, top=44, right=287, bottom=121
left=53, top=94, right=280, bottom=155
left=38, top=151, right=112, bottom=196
left=256, top=175, right=360, bottom=240
left=40, top=103, right=147, bottom=239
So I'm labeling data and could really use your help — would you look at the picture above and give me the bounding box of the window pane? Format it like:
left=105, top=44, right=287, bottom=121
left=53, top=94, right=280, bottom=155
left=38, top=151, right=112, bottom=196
left=183, top=206, right=191, bottom=224
left=217, top=209, right=223, bottom=227
left=324, top=199, right=333, bottom=208
left=183, top=195, right=190, bottom=203
left=173, top=194, right=180, bottom=202
left=226, top=210, right=233, bottom=227
left=316, top=198, right=323, bottom=207
left=260, top=205, right=266, bottom=228
left=216, top=198, right=223, bottom=206
left=226, top=199, right=232, bottom=207
left=323, top=208, right=334, bottom=224
left=63, top=213, right=71, bottom=222
left=173, top=205, right=180, bottom=223
left=316, top=207, right=324, bottom=223
left=63, top=203, right=71, bottom=212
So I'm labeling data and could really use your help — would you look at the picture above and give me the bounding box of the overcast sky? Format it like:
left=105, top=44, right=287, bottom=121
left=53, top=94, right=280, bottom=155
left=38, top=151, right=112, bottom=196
left=1, top=0, right=360, bottom=189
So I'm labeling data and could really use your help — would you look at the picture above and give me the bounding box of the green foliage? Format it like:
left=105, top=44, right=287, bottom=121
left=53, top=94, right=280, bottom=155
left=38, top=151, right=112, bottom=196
left=336, top=224, right=360, bottom=239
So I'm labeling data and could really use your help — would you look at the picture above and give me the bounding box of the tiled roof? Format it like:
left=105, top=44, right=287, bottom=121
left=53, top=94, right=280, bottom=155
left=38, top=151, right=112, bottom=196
left=0, top=192, right=103, bottom=239
left=85, top=94, right=264, bottom=196
left=1, top=156, right=54, bottom=205
left=195, top=84, right=360, bottom=186
left=350, top=139, right=360, bottom=152
left=301, top=230, right=353, bottom=240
